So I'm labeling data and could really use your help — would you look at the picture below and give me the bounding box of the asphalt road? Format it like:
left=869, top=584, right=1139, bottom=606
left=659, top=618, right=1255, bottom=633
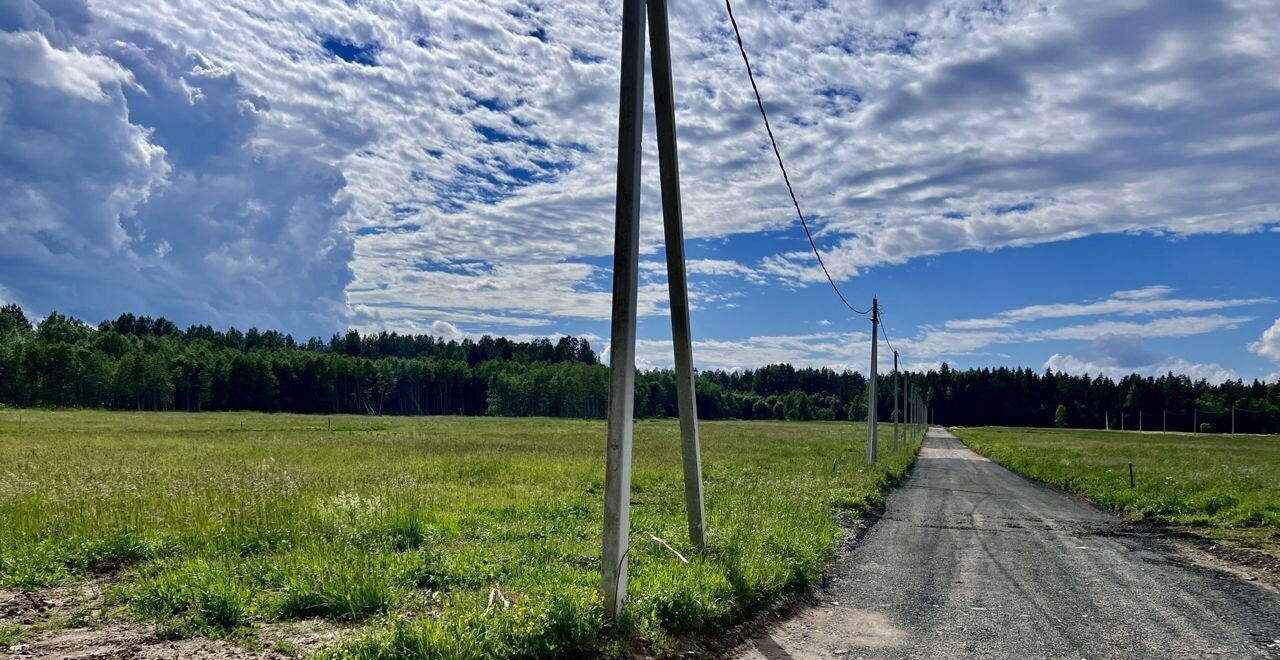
left=732, top=427, right=1280, bottom=659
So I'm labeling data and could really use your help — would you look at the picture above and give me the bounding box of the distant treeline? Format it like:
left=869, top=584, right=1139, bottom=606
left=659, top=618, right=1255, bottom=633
left=1, top=305, right=1278, bottom=433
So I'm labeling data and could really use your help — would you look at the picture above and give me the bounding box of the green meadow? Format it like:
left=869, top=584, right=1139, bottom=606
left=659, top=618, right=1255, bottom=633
left=0, top=410, right=920, bottom=657
left=953, top=427, right=1280, bottom=556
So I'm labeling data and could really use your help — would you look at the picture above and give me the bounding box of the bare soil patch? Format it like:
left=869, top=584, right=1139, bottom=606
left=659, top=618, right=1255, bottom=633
left=1, top=579, right=347, bottom=659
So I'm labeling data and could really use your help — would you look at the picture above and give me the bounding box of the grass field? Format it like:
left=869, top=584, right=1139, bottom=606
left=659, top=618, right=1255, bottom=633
left=953, top=427, right=1280, bottom=556
left=0, top=410, right=921, bottom=657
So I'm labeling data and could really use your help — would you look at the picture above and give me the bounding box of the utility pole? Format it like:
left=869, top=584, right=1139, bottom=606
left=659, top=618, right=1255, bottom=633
left=1105, top=411, right=1109, bottom=431
left=906, top=382, right=912, bottom=438
left=892, top=350, right=900, bottom=451
left=1139, top=411, right=1143, bottom=432
left=1162, top=409, right=1166, bottom=433
left=1231, top=406, right=1235, bottom=435
left=601, top=0, right=707, bottom=618
left=1193, top=409, right=1197, bottom=433
left=601, top=0, right=645, bottom=620
left=1121, top=412, right=1125, bottom=432
left=867, top=297, right=879, bottom=464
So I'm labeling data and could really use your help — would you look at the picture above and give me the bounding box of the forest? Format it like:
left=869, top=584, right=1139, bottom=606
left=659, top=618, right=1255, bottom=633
left=1, top=305, right=1277, bottom=433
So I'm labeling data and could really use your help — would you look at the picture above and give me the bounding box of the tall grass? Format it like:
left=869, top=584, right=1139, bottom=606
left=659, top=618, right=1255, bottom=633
left=0, top=410, right=921, bottom=656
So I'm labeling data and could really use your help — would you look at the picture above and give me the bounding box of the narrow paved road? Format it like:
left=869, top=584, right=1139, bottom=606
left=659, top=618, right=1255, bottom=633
left=733, top=428, right=1280, bottom=659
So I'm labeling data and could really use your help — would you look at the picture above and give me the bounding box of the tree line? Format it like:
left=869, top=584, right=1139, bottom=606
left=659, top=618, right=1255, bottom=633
left=1, top=305, right=1277, bottom=433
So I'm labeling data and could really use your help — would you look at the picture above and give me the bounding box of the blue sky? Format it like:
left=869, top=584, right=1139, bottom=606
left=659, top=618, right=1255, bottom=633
left=2, top=0, right=1278, bottom=382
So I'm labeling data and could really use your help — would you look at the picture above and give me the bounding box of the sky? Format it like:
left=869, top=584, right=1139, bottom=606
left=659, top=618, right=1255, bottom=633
left=1, top=0, right=1278, bottom=382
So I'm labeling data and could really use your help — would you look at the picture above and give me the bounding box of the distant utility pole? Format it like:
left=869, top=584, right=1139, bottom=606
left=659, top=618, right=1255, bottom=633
left=1231, top=406, right=1235, bottom=435
left=1193, top=409, right=1198, bottom=433
left=1105, top=411, right=1109, bottom=431
left=1162, top=409, right=1166, bottom=433
left=601, top=0, right=707, bottom=620
left=867, top=297, right=879, bottom=464
left=1139, top=411, right=1143, bottom=432
left=892, top=350, right=900, bottom=451
left=906, top=382, right=912, bottom=438
left=1121, top=412, right=1125, bottom=432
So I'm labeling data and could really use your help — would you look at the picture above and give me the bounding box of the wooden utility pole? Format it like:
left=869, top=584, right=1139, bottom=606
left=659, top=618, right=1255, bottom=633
left=602, top=0, right=707, bottom=619
left=867, top=298, right=879, bottom=464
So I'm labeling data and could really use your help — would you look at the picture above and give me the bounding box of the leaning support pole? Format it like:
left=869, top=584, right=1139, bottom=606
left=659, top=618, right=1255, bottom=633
left=648, top=0, right=706, bottom=549
left=867, top=298, right=879, bottom=464
left=601, top=0, right=646, bottom=620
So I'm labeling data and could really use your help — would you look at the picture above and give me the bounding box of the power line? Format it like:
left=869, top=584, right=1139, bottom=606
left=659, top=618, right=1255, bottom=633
left=878, top=315, right=897, bottom=356
left=723, top=0, right=869, bottom=316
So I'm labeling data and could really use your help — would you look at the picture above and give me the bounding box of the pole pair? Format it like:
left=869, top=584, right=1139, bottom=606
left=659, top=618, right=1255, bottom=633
left=601, top=0, right=706, bottom=619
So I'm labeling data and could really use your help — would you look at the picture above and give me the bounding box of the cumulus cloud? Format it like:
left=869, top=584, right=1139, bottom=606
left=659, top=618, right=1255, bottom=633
left=0, top=30, right=134, bottom=101
left=1249, top=318, right=1280, bottom=361
left=0, top=28, right=168, bottom=255
left=0, top=0, right=353, bottom=335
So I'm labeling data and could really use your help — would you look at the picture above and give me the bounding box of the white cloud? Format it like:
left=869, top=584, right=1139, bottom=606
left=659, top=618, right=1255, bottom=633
left=1045, top=353, right=1240, bottom=385
left=1038, top=315, right=1252, bottom=341
left=1112, top=286, right=1173, bottom=301
left=906, top=314, right=1250, bottom=360
left=427, top=320, right=462, bottom=341
left=636, top=331, right=871, bottom=373
left=0, top=6, right=353, bottom=336
left=946, top=286, right=1271, bottom=329
left=1249, top=318, right=1280, bottom=361
left=0, top=30, right=134, bottom=101
left=0, top=30, right=168, bottom=255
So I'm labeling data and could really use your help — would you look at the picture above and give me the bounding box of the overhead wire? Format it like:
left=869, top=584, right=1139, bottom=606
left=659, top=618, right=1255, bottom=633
left=878, top=312, right=897, bottom=357
left=723, top=0, right=869, bottom=317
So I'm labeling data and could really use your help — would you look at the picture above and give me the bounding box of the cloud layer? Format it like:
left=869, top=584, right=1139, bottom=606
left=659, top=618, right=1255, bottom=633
left=2, top=0, right=1278, bottom=353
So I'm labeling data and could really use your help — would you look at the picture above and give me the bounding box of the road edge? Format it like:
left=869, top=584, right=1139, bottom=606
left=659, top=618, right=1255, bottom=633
left=665, top=435, right=927, bottom=659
